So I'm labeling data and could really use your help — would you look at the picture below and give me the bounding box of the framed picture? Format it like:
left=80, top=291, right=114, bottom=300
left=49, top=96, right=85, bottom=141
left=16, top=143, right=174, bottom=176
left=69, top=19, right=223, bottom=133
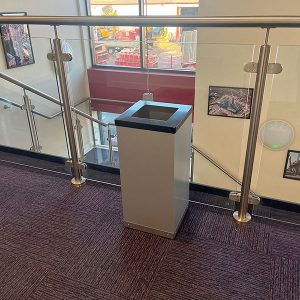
left=283, top=150, right=300, bottom=181
left=208, top=86, right=254, bottom=119
left=0, top=12, right=35, bottom=69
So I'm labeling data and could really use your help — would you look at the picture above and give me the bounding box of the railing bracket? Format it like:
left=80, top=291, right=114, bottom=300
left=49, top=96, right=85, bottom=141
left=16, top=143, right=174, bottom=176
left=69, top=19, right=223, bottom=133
left=229, top=191, right=260, bottom=205
left=244, top=62, right=282, bottom=74
left=30, top=145, right=42, bottom=152
left=47, top=52, right=72, bottom=62
left=65, top=160, right=87, bottom=171
left=21, top=104, right=35, bottom=110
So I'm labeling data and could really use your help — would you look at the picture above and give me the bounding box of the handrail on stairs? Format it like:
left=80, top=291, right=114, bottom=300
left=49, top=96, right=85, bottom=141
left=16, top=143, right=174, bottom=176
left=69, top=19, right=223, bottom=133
left=192, top=144, right=256, bottom=196
left=0, top=72, right=107, bottom=127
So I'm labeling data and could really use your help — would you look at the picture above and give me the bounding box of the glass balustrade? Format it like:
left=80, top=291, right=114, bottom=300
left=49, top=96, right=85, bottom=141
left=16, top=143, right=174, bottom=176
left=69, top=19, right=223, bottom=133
left=0, top=82, right=32, bottom=151
left=251, top=44, right=300, bottom=224
left=26, top=37, right=69, bottom=159
left=0, top=36, right=69, bottom=171
left=190, top=42, right=258, bottom=211
left=0, top=21, right=298, bottom=224
left=62, top=38, right=119, bottom=172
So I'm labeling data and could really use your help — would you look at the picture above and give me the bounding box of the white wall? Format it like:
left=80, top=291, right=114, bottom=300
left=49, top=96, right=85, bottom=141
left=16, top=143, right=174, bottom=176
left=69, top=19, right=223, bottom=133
left=0, top=0, right=94, bottom=157
left=194, top=0, right=300, bottom=204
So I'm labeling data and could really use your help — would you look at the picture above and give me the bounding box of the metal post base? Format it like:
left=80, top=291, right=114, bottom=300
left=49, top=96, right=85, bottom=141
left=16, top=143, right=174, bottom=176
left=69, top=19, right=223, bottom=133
left=71, top=176, right=86, bottom=186
left=233, top=211, right=252, bottom=223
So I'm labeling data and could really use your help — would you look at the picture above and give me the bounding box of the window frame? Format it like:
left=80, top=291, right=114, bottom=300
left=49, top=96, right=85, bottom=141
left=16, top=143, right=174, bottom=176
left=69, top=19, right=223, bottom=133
left=86, top=0, right=197, bottom=74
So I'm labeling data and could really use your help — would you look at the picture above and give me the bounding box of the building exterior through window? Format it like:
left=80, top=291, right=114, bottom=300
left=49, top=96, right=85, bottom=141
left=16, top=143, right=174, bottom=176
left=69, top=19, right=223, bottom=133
left=88, top=0, right=199, bottom=71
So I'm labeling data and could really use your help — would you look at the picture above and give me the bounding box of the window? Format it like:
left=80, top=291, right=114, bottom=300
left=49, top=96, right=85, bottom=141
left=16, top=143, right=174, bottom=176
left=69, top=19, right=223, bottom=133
left=88, top=0, right=198, bottom=71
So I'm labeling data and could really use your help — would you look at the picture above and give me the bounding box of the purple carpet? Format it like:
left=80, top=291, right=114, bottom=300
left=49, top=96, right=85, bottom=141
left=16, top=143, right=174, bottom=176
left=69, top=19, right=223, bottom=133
left=0, top=161, right=299, bottom=300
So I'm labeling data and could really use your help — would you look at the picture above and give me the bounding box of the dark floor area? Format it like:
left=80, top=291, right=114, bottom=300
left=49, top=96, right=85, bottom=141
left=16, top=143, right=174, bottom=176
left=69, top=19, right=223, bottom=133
left=1, top=149, right=299, bottom=224
left=0, top=161, right=299, bottom=300
left=0, top=149, right=121, bottom=185
left=84, top=147, right=119, bottom=166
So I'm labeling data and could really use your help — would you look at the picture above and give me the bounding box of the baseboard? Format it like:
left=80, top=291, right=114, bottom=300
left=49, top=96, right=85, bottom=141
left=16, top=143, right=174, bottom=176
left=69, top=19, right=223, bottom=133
left=190, top=182, right=300, bottom=213
left=0, top=145, right=299, bottom=213
left=0, top=145, right=67, bottom=164
left=0, top=145, right=120, bottom=175
left=85, top=161, right=120, bottom=175
left=260, top=197, right=300, bottom=213
left=190, top=182, right=230, bottom=198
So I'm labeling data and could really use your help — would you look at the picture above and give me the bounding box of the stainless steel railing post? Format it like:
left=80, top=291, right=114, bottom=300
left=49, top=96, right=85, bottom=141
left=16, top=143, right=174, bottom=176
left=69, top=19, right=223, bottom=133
left=53, top=27, right=85, bottom=185
left=108, top=125, right=114, bottom=166
left=88, top=99, right=97, bottom=147
left=233, top=29, right=271, bottom=223
left=75, top=115, right=85, bottom=161
left=190, top=147, right=194, bottom=182
left=22, top=89, right=41, bottom=152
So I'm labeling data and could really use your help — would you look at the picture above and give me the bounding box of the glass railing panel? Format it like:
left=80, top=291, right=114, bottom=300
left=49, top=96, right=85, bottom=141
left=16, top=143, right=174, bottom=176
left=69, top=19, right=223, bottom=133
left=74, top=101, right=105, bottom=164
left=63, top=37, right=259, bottom=197
left=0, top=36, right=48, bottom=152
left=24, top=37, right=69, bottom=159
left=75, top=102, right=120, bottom=167
left=63, top=37, right=124, bottom=166
left=0, top=35, right=69, bottom=172
left=0, top=37, right=59, bottom=100
left=190, top=42, right=258, bottom=210
left=0, top=82, right=25, bottom=104
left=33, top=99, right=70, bottom=159
left=72, top=101, right=121, bottom=184
left=0, top=86, right=32, bottom=151
left=252, top=44, right=300, bottom=224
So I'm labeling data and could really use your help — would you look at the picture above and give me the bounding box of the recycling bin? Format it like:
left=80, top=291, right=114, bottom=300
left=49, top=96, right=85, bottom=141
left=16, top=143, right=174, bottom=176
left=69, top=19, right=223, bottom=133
left=115, top=100, right=192, bottom=239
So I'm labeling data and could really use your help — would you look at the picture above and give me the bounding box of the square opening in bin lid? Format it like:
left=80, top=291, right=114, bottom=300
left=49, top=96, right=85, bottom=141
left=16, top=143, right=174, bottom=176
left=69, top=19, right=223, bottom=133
left=115, top=100, right=192, bottom=134
left=132, top=105, right=178, bottom=121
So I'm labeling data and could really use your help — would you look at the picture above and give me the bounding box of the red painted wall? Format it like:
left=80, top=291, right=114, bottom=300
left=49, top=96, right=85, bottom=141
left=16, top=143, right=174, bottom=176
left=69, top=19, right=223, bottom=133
left=88, top=68, right=195, bottom=113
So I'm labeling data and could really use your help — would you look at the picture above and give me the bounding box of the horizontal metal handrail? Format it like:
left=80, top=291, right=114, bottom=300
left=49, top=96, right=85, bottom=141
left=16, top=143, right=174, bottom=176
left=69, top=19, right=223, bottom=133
left=35, top=98, right=89, bottom=119
left=0, top=96, right=53, bottom=119
left=192, top=144, right=256, bottom=195
left=72, top=106, right=104, bottom=126
left=0, top=96, right=23, bottom=109
left=1, top=15, right=300, bottom=28
left=0, top=94, right=123, bottom=127
left=0, top=72, right=62, bottom=106
left=0, top=72, right=107, bottom=127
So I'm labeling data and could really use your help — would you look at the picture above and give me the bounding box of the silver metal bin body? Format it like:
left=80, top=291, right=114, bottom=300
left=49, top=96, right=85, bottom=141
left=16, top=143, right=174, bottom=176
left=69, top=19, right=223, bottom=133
left=115, top=100, right=192, bottom=239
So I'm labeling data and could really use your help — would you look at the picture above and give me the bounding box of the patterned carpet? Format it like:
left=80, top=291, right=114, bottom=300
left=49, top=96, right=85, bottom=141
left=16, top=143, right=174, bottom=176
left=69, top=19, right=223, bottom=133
left=0, top=161, right=299, bottom=300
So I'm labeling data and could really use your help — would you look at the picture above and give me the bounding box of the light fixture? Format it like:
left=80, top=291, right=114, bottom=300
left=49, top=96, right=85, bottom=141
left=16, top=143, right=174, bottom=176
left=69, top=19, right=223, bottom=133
left=259, top=120, right=294, bottom=151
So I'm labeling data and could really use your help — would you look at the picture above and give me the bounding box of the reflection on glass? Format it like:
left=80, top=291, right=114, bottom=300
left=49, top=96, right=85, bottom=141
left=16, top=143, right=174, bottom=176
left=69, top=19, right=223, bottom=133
left=81, top=110, right=119, bottom=166
left=98, top=111, right=119, bottom=147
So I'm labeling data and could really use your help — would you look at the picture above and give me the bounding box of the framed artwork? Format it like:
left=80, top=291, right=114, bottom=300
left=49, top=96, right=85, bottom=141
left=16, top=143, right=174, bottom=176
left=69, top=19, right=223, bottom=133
left=283, top=150, right=300, bottom=181
left=208, top=86, right=254, bottom=119
left=0, top=12, right=35, bottom=69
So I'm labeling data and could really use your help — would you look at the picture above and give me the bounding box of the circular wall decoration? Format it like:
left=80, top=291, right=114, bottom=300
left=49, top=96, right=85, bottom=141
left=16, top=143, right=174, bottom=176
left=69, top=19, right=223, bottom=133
left=259, top=120, right=294, bottom=151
